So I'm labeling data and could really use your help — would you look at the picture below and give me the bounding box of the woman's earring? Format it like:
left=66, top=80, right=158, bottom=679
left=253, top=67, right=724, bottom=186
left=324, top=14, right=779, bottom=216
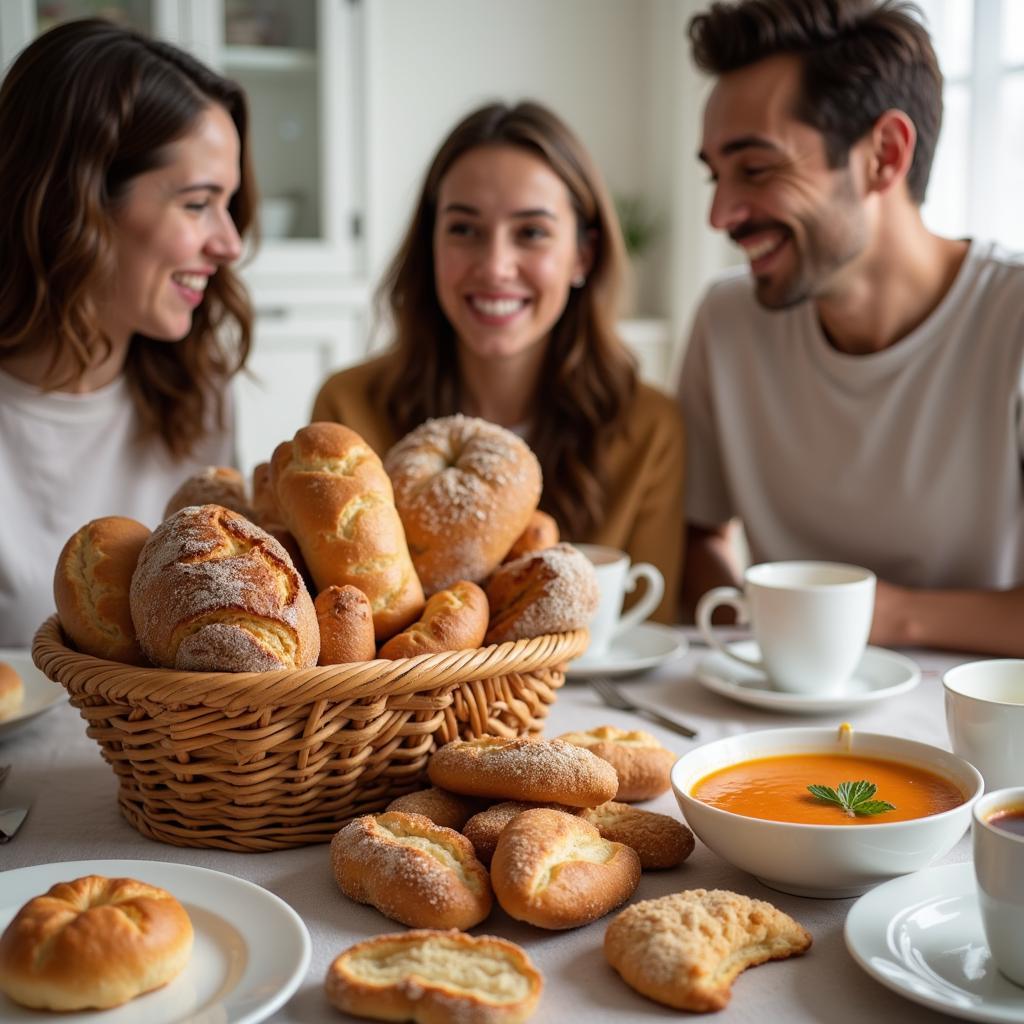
left=571, top=274, right=586, bottom=288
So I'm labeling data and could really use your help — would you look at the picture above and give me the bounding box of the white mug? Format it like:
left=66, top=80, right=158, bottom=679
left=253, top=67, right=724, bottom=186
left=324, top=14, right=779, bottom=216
left=696, top=561, right=876, bottom=694
left=943, top=660, right=1024, bottom=792
left=574, top=544, right=664, bottom=656
left=973, top=787, right=1024, bottom=986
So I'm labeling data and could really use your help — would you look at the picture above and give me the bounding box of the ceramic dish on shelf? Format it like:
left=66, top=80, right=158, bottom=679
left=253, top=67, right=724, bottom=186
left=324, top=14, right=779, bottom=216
left=0, top=859, right=310, bottom=1024
left=566, top=622, right=687, bottom=680
left=0, top=648, right=66, bottom=740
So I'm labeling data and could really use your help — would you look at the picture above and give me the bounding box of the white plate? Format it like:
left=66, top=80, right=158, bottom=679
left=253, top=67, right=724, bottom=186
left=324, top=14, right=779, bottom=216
left=693, top=642, right=920, bottom=713
left=0, top=648, right=67, bottom=739
left=0, top=859, right=311, bottom=1024
left=566, top=622, right=687, bottom=680
left=845, top=862, right=1024, bottom=1023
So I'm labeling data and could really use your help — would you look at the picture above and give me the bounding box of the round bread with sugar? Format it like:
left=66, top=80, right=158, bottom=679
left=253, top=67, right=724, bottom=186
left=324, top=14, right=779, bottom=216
left=129, top=504, right=319, bottom=671
left=557, top=725, right=676, bottom=801
left=325, top=930, right=543, bottom=1024
left=331, top=812, right=492, bottom=930
left=384, top=414, right=542, bottom=594
left=271, top=422, right=424, bottom=641
left=0, top=875, right=193, bottom=1011
left=578, top=802, right=695, bottom=870
left=490, top=808, right=641, bottom=930
left=484, top=543, right=598, bottom=644
left=379, top=580, right=488, bottom=659
left=462, top=800, right=582, bottom=865
left=163, top=465, right=253, bottom=521
left=385, top=787, right=486, bottom=831
left=428, top=737, right=618, bottom=808
left=0, top=661, right=24, bottom=720
left=315, top=585, right=376, bottom=664
left=503, top=509, right=559, bottom=562
left=53, top=516, right=151, bottom=664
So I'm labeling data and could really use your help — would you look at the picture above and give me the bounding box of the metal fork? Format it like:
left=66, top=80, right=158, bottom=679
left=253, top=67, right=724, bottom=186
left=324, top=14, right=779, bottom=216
left=590, top=678, right=698, bottom=739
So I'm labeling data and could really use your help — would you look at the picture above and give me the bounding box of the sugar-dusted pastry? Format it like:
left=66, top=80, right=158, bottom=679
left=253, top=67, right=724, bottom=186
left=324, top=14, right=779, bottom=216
left=604, top=889, right=812, bottom=1012
left=557, top=725, right=676, bottom=801
left=462, top=800, right=582, bottom=865
left=578, top=802, right=694, bottom=870
left=385, top=787, right=486, bottom=832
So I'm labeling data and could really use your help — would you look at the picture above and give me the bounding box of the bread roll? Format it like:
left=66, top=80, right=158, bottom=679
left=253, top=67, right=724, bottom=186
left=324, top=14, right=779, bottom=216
left=462, top=800, right=582, bottom=865
left=129, top=504, right=319, bottom=671
left=578, top=802, right=695, bottom=870
left=315, top=585, right=376, bottom=664
left=384, top=415, right=542, bottom=594
left=251, top=460, right=284, bottom=526
left=385, top=787, right=486, bottom=831
left=325, top=930, right=543, bottom=1024
left=378, top=580, right=488, bottom=659
left=163, top=465, right=252, bottom=521
left=271, top=422, right=424, bottom=641
left=53, top=516, right=151, bottom=664
left=0, top=875, right=193, bottom=1011
left=0, top=661, right=24, bottom=720
left=491, top=808, right=641, bottom=929
left=557, top=725, right=676, bottom=801
left=503, top=509, right=559, bottom=562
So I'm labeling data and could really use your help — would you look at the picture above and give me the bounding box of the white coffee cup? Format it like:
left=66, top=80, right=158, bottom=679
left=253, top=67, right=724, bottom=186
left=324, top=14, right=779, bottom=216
left=696, top=561, right=876, bottom=694
left=575, top=544, right=664, bottom=657
left=973, top=787, right=1024, bottom=987
left=943, top=660, right=1024, bottom=792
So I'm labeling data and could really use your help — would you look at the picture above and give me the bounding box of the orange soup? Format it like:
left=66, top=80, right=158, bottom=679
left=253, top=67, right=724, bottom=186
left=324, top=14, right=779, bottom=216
left=692, top=753, right=965, bottom=825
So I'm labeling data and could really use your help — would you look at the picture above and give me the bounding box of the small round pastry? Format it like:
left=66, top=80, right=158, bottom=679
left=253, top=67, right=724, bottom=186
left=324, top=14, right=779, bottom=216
left=0, top=661, right=24, bottom=720
left=331, top=811, right=492, bottom=930
left=0, top=874, right=193, bottom=1011
left=503, top=509, right=559, bottom=562
left=578, top=802, right=695, bottom=870
left=557, top=725, right=676, bottom=801
left=484, top=543, right=599, bottom=644
left=378, top=580, right=488, bottom=659
left=325, top=930, right=543, bottom=1024
left=315, top=585, right=376, bottom=664
left=428, top=737, right=618, bottom=808
left=490, top=808, right=641, bottom=930
left=462, top=800, right=581, bottom=865
left=384, top=414, right=542, bottom=594
left=53, top=516, right=151, bottom=664
left=163, top=465, right=253, bottom=521
left=385, top=787, right=486, bottom=831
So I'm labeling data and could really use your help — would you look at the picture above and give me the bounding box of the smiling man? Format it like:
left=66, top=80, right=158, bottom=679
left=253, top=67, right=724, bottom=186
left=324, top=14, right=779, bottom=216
left=677, top=0, right=1024, bottom=656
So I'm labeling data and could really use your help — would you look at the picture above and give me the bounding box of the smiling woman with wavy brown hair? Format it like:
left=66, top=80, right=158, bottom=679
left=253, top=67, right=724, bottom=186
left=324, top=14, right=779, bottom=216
left=0, top=18, right=256, bottom=645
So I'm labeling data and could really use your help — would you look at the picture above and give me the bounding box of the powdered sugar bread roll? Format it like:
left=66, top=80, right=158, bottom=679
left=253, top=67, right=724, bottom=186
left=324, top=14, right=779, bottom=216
left=129, top=504, right=319, bottom=671
left=462, top=800, right=582, bottom=865
left=578, top=802, right=695, bottom=870
left=163, top=466, right=252, bottom=521
left=384, top=415, right=542, bottom=594
left=557, top=725, right=676, bottom=801
left=385, top=787, right=485, bottom=831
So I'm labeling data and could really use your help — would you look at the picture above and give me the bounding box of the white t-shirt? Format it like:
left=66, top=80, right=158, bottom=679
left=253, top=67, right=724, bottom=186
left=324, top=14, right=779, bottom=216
left=0, top=369, right=235, bottom=647
left=679, top=239, right=1024, bottom=590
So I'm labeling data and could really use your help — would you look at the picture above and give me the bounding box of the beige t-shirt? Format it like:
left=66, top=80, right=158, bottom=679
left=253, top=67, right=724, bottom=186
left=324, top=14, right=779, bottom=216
left=679, top=239, right=1024, bottom=589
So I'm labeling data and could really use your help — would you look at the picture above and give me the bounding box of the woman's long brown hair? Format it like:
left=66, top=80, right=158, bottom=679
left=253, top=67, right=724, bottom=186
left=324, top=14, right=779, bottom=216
left=375, top=101, right=636, bottom=538
left=0, top=18, right=255, bottom=457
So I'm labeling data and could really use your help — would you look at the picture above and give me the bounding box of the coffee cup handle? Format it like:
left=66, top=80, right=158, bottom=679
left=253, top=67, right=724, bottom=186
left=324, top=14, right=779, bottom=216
left=613, top=563, right=665, bottom=638
left=695, top=587, right=763, bottom=670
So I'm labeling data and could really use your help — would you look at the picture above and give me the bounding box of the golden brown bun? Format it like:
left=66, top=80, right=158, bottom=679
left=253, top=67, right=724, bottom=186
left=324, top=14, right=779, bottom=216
left=315, top=585, right=376, bottom=664
left=484, top=544, right=599, bottom=644
left=428, top=737, right=618, bottom=808
left=379, top=581, right=488, bottom=659
left=331, top=812, right=492, bottom=930
left=163, top=465, right=253, bottom=521
left=384, top=414, right=542, bottom=594
left=0, top=661, right=24, bottom=720
left=251, top=460, right=284, bottom=526
left=462, top=800, right=582, bottom=865
left=271, top=422, right=424, bottom=641
left=129, top=504, right=319, bottom=671
left=578, top=802, right=695, bottom=870
left=53, top=516, right=151, bottom=664
left=604, top=889, right=812, bottom=1011
left=503, top=509, right=559, bottom=562
left=385, top=787, right=486, bottom=831
left=491, top=808, right=641, bottom=930
left=0, top=874, right=193, bottom=1011
left=325, top=930, right=543, bottom=1024
left=557, top=725, right=676, bottom=801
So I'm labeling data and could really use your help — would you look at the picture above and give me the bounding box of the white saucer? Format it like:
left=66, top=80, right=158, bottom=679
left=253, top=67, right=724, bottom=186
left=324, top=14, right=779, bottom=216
left=845, top=862, right=1024, bottom=1023
left=693, top=641, right=920, bottom=713
left=566, top=622, right=687, bottom=680
left=0, top=648, right=67, bottom=740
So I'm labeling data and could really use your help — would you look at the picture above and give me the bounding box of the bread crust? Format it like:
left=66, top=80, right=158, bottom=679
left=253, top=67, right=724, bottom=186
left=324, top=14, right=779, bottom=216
left=163, top=465, right=253, bottom=521
left=604, top=889, right=812, bottom=1011
left=503, top=509, right=559, bottom=562
left=379, top=580, right=488, bottom=659
left=271, top=422, right=424, bottom=641
left=129, top=504, right=319, bottom=671
left=384, top=414, right=542, bottom=594
left=490, top=808, right=641, bottom=930
left=428, top=737, right=618, bottom=808
left=0, top=661, right=23, bottom=720
left=315, top=585, right=376, bottom=664
left=385, top=787, right=486, bottom=831
left=557, top=725, right=676, bottom=801
left=331, top=812, right=492, bottom=930
left=324, top=929, right=542, bottom=1024
left=462, top=800, right=582, bottom=865
left=578, top=802, right=695, bottom=870
left=53, top=516, right=151, bottom=664
left=0, top=875, right=193, bottom=1011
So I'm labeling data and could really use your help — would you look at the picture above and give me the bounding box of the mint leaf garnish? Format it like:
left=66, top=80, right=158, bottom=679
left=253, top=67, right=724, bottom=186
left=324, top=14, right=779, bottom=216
left=808, top=779, right=895, bottom=817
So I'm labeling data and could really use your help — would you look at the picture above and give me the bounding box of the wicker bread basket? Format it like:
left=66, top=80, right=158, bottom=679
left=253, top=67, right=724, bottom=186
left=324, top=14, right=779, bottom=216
left=33, top=615, right=587, bottom=852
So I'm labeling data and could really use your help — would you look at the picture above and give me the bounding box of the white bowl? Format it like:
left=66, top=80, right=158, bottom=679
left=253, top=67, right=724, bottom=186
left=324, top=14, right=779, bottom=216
left=671, top=727, right=982, bottom=898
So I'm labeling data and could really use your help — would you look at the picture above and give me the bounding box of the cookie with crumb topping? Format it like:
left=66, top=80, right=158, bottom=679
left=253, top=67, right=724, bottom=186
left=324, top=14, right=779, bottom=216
left=578, top=802, right=694, bottom=869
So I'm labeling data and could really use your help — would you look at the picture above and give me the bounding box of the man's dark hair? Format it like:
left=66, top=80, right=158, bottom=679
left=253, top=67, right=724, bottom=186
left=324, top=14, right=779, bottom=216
left=689, top=0, right=943, bottom=204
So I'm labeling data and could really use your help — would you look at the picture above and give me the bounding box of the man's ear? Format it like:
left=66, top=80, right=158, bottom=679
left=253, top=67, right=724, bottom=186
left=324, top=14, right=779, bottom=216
left=865, top=109, right=916, bottom=195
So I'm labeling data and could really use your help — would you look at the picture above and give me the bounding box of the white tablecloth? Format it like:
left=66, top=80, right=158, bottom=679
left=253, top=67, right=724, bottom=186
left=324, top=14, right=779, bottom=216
left=1, top=632, right=976, bottom=1022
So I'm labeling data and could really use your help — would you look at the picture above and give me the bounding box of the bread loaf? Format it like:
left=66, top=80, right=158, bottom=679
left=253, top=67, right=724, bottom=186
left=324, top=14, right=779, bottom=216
left=378, top=580, right=488, bottom=659
left=462, top=800, right=582, bottom=865
left=163, top=465, right=252, bottom=521
left=557, top=725, right=676, bottom=801
left=315, top=585, right=376, bottom=664
left=385, top=787, right=486, bottom=831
